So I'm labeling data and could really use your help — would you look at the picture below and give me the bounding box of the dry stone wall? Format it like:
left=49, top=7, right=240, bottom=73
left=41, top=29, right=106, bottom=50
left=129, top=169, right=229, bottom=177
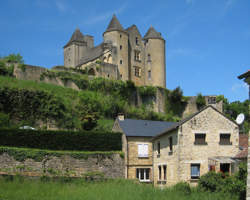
left=0, top=153, right=124, bottom=179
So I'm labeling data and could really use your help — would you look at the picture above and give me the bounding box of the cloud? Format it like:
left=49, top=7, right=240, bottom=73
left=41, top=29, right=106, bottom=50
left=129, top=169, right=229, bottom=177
left=55, top=0, right=67, bottom=12
left=185, top=0, right=195, bottom=5
left=82, top=3, right=127, bottom=25
left=231, top=82, right=248, bottom=93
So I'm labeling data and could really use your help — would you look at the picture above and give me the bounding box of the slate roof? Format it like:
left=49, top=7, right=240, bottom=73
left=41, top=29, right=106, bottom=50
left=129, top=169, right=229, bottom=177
left=143, top=26, right=164, bottom=40
left=118, top=119, right=176, bottom=137
left=104, top=14, right=127, bottom=34
left=64, top=28, right=85, bottom=48
left=154, top=105, right=239, bottom=140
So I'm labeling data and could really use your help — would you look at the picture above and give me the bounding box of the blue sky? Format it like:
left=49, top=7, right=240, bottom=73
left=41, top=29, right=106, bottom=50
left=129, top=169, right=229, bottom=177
left=0, top=0, right=249, bottom=102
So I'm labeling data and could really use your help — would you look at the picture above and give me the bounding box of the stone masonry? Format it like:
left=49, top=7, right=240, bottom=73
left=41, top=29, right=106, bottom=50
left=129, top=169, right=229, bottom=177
left=0, top=153, right=124, bottom=179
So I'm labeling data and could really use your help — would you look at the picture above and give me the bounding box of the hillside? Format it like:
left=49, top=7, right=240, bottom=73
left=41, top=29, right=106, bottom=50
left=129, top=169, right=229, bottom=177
left=0, top=54, right=249, bottom=133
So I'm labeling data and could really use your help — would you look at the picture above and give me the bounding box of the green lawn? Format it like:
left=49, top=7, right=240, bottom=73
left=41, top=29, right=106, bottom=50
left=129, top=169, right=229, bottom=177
left=0, top=177, right=236, bottom=200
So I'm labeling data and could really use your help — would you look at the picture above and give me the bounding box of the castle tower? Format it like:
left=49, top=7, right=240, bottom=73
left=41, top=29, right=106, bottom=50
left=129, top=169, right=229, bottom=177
left=143, top=26, right=166, bottom=88
left=63, top=29, right=89, bottom=67
left=103, top=15, right=129, bottom=81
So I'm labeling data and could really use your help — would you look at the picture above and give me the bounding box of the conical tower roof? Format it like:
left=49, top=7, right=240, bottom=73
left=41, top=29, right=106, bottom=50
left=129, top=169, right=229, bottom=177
left=143, top=26, right=164, bottom=40
left=103, top=14, right=127, bottom=34
left=64, top=28, right=85, bottom=48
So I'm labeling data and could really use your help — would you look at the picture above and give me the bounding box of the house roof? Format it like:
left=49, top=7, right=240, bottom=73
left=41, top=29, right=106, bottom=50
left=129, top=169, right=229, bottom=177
left=103, top=14, right=127, bottom=35
left=153, top=105, right=239, bottom=140
left=143, top=26, right=164, bottom=40
left=117, top=118, right=177, bottom=137
left=64, top=28, right=85, bottom=48
left=238, top=70, right=250, bottom=79
left=235, top=134, right=248, bottom=159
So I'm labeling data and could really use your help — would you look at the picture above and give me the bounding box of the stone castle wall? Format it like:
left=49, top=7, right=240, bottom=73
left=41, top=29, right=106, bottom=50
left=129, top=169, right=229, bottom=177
left=0, top=153, right=124, bottom=179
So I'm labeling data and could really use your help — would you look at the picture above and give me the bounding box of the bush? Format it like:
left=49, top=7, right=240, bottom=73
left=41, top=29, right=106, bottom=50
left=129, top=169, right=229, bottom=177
left=196, top=93, right=206, bottom=110
left=198, top=171, right=224, bottom=192
left=172, top=182, right=191, bottom=195
left=0, top=129, right=122, bottom=151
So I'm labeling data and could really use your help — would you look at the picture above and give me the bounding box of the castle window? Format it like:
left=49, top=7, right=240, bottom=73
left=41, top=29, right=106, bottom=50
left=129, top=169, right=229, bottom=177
left=134, top=66, right=141, bottom=77
left=163, top=165, right=167, bottom=180
left=134, top=51, right=140, bottom=61
left=120, top=60, right=123, bottom=64
left=136, top=37, right=139, bottom=45
left=120, top=34, right=122, bottom=38
left=148, top=70, right=151, bottom=80
left=107, top=54, right=112, bottom=63
left=147, top=54, right=151, bottom=62
left=208, top=97, right=216, bottom=104
left=120, top=45, right=122, bottom=50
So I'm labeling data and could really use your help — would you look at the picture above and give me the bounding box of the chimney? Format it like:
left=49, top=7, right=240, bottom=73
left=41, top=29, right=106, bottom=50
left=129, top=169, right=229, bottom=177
left=118, top=113, right=124, bottom=121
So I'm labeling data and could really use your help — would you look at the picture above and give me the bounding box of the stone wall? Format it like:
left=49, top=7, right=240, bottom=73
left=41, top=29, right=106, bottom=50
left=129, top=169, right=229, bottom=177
left=0, top=153, right=124, bottom=179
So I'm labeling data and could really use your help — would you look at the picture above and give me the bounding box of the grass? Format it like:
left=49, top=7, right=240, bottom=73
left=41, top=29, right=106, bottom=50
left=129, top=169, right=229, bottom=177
left=0, top=177, right=236, bottom=200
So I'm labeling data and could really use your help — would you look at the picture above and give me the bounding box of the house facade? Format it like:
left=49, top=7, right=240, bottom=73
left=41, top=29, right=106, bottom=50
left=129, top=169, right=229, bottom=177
left=153, top=106, right=240, bottom=186
left=112, top=115, right=175, bottom=182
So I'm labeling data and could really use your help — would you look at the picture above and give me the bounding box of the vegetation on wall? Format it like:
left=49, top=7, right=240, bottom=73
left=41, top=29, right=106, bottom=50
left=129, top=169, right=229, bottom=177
left=0, top=129, right=122, bottom=151
left=196, top=93, right=206, bottom=110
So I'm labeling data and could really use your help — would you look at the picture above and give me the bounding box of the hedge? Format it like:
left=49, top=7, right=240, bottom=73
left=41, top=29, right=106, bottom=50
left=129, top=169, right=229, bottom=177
left=0, top=129, right=122, bottom=151
left=0, top=146, right=124, bottom=162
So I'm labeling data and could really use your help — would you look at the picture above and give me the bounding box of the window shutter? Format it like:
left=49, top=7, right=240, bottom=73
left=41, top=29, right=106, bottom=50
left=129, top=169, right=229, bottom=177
left=138, top=144, right=143, bottom=157
left=143, top=144, right=148, bottom=157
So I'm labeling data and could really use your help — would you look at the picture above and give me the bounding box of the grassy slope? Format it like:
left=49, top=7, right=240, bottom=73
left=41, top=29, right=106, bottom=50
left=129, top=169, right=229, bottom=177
left=0, top=178, right=236, bottom=200
left=0, top=76, right=114, bottom=130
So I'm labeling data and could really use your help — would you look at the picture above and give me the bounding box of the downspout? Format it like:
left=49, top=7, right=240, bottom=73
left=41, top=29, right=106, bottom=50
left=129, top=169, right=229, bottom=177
left=177, top=126, right=182, bottom=182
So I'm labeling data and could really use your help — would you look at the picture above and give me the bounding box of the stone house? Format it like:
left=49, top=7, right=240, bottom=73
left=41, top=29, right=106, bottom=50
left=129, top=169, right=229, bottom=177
left=63, top=15, right=166, bottom=87
left=112, top=115, right=175, bottom=182
left=152, top=105, right=240, bottom=187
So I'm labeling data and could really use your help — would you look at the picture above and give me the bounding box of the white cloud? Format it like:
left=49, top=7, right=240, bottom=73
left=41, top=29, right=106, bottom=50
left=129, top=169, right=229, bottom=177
left=55, top=0, right=67, bottom=12
left=82, top=3, right=127, bottom=25
left=231, top=82, right=248, bottom=93
left=185, top=0, right=195, bottom=5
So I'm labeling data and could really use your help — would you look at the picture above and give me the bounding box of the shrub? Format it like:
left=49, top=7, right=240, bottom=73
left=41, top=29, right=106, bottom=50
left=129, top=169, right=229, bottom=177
left=198, top=171, right=224, bottom=192
left=172, top=182, right=191, bottom=195
left=0, top=129, right=122, bottom=151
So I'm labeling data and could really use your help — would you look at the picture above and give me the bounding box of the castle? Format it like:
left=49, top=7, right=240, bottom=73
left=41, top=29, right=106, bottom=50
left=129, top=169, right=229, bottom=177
left=63, top=15, right=166, bottom=88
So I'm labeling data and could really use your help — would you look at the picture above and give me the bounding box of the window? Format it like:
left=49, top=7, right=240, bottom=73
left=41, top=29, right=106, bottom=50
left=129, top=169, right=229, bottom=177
left=220, top=134, right=231, bottom=145
left=138, top=144, right=148, bottom=158
left=157, top=142, right=160, bottom=155
left=191, top=164, right=200, bottom=179
left=194, top=133, right=207, bottom=145
left=134, top=66, right=141, bottom=77
left=208, top=97, right=216, bottom=104
left=147, top=54, right=151, bottom=62
left=120, top=60, right=122, bottom=64
left=158, top=166, right=161, bottom=180
left=220, top=163, right=230, bottom=174
left=120, top=45, right=122, bottom=50
left=136, top=37, right=139, bottom=45
left=120, top=34, right=122, bottom=38
left=148, top=70, right=151, bottom=80
left=134, top=51, right=140, bottom=61
left=136, top=168, right=150, bottom=182
left=169, top=137, right=173, bottom=152
left=163, top=165, right=167, bottom=180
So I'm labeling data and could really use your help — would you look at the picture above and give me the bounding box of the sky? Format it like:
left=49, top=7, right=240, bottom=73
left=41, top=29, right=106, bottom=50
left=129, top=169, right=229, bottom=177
left=0, top=0, right=249, bottom=102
